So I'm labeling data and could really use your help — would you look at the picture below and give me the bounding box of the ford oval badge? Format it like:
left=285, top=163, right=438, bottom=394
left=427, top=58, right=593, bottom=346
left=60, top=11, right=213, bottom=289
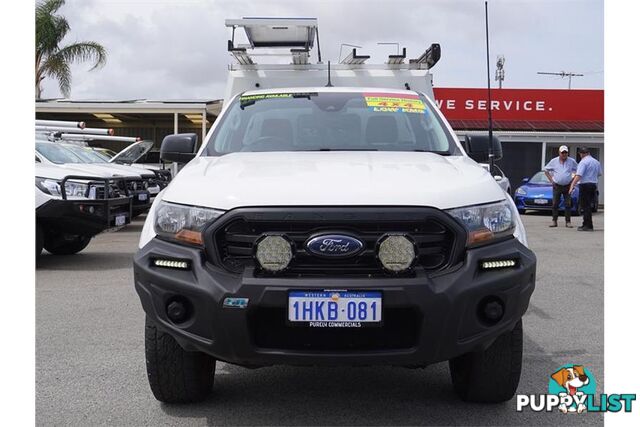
left=306, top=234, right=364, bottom=258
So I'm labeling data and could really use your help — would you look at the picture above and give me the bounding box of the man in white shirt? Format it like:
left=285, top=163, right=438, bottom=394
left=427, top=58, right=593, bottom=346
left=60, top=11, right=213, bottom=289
left=544, top=145, right=578, bottom=228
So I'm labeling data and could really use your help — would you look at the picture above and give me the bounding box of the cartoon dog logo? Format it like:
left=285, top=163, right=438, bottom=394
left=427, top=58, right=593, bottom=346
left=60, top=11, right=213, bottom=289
left=550, top=365, right=590, bottom=413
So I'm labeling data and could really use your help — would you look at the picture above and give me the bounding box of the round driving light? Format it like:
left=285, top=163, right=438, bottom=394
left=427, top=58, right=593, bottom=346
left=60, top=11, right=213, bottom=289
left=378, top=235, right=416, bottom=272
left=255, top=235, right=293, bottom=272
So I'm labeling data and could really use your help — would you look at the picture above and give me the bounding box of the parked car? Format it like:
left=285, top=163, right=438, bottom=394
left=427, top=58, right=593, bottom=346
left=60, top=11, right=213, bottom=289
left=36, top=163, right=133, bottom=257
left=480, top=163, right=511, bottom=195
left=514, top=171, right=598, bottom=215
left=36, top=141, right=154, bottom=216
left=109, top=140, right=173, bottom=188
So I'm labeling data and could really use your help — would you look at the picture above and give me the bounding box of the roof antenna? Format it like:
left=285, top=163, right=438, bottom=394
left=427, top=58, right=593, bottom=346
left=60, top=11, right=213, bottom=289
left=325, top=61, right=333, bottom=87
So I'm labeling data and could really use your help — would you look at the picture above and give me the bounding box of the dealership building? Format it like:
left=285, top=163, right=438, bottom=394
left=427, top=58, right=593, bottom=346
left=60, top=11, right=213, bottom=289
left=36, top=87, right=604, bottom=203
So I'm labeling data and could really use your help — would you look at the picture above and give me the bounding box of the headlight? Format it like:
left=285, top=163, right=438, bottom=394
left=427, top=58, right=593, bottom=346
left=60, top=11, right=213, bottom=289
left=154, top=201, right=224, bottom=246
left=64, top=181, right=89, bottom=198
left=446, top=200, right=515, bottom=247
left=35, top=177, right=90, bottom=198
left=515, top=187, right=527, bottom=195
left=35, top=177, right=62, bottom=197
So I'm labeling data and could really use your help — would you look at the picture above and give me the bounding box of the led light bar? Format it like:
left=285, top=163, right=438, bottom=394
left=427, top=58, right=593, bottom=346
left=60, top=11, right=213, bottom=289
left=153, top=259, right=190, bottom=270
left=480, top=259, right=517, bottom=270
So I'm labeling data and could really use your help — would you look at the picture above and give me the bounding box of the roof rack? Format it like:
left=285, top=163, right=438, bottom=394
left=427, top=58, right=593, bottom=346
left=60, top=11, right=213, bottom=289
left=409, top=44, right=441, bottom=70
left=227, top=41, right=254, bottom=65
left=339, top=48, right=370, bottom=65
left=386, top=47, right=407, bottom=65
left=291, top=48, right=310, bottom=65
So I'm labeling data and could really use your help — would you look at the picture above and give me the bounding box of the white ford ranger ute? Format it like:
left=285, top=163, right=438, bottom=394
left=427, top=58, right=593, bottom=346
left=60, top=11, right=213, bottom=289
left=134, top=87, right=536, bottom=403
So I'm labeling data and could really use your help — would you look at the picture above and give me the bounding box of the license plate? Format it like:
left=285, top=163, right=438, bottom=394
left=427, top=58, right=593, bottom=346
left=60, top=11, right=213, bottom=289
left=534, top=198, right=548, bottom=205
left=115, top=215, right=126, bottom=226
left=138, top=193, right=148, bottom=201
left=288, top=290, right=382, bottom=327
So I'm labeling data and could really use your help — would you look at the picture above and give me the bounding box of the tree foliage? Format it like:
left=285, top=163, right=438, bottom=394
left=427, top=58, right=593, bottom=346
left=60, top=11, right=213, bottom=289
left=36, top=0, right=107, bottom=98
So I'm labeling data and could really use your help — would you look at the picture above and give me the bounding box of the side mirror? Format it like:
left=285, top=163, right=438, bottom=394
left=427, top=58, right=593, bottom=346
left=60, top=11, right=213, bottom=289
left=463, top=135, right=503, bottom=163
left=493, top=175, right=502, bottom=181
left=160, top=133, right=198, bottom=163
left=521, top=177, right=530, bottom=183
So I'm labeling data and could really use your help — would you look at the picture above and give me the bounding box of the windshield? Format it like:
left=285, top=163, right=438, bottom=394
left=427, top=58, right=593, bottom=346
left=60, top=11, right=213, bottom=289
left=202, top=91, right=457, bottom=155
left=529, top=171, right=551, bottom=184
left=36, top=142, right=83, bottom=164
left=96, top=148, right=117, bottom=158
left=63, top=145, right=107, bottom=163
left=111, top=141, right=154, bottom=164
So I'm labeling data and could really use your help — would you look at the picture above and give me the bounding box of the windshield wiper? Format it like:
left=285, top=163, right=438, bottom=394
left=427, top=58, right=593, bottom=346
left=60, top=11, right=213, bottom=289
left=308, top=148, right=379, bottom=151
left=413, top=149, right=451, bottom=155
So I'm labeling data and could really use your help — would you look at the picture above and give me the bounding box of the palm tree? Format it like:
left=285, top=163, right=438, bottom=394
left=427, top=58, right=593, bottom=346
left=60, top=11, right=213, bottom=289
left=35, top=0, right=107, bottom=99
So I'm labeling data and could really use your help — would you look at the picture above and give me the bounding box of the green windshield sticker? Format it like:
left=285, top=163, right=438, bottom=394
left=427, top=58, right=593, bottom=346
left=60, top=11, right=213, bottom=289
left=240, top=93, right=293, bottom=102
left=239, top=92, right=317, bottom=108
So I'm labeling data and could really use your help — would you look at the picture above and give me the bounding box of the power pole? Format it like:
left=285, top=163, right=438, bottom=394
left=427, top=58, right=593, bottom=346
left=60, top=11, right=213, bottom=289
left=495, top=55, right=505, bottom=89
left=537, top=71, right=584, bottom=89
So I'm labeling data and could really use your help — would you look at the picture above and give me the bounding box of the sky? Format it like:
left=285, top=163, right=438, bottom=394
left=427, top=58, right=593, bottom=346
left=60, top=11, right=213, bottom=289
left=40, top=0, right=604, bottom=101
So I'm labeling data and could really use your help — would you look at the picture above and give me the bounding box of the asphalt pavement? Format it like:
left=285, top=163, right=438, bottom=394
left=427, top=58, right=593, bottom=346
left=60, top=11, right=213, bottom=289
left=36, top=210, right=604, bottom=426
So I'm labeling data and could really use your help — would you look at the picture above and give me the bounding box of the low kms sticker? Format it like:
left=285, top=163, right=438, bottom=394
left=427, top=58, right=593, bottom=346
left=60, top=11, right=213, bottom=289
left=364, top=92, right=426, bottom=113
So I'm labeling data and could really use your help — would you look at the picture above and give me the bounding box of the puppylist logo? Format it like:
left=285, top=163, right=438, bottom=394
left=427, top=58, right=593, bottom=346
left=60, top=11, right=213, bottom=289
left=516, top=364, right=636, bottom=414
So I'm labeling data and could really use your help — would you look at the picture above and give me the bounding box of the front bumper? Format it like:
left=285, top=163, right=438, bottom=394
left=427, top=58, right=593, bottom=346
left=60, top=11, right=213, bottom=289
left=37, top=196, right=132, bottom=237
left=134, top=236, right=536, bottom=367
left=514, top=194, right=578, bottom=212
left=131, top=190, right=152, bottom=214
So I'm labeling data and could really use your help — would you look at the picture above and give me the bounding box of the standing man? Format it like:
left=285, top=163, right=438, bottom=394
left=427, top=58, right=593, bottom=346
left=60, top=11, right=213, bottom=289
left=569, top=147, right=602, bottom=231
left=544, top=145, right=578, bottom=228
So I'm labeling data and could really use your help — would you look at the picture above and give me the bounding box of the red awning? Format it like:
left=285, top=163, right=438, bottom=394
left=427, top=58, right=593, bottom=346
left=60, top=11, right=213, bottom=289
left=448, top=120, right=604, bottom=132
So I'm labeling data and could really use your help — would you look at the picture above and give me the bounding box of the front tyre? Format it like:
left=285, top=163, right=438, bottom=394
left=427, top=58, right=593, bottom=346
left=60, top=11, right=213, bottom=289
left=449, top=320, right=523, bottom=403
left=36, top=222, right=44, bottom=258
left=145, top=317, right=215, bottom=403
left=43, top=233, right=91, bottom=255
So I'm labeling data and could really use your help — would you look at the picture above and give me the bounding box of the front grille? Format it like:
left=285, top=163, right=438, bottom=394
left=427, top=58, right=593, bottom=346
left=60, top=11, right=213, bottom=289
left=117, top=179, right=144, bottom=193
left=142, top=175, right=158, bottom=188
left=154, top=169, right=172, bottom=183
left=249, top=306, right=421, bottom=351
left=94, top=184, right=125, bottom=199
left=207, top=207, right=465, bottom=277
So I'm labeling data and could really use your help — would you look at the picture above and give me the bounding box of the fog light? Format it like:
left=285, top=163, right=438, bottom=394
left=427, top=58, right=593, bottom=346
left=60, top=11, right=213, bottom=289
left=480, top=259, right=517, bottom=270
left=378, top=234, right=416, bottom=272
left=255, top=235, right=293, bottom=272
left=166, top=298, right=189, bottom=323
left=478, top=296, right=505, bottom=325
left=153, top=258, right=190, bottom=269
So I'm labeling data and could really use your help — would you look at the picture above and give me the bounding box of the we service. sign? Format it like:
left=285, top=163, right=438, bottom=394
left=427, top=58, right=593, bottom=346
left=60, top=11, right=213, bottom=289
left=432, top=88, right=603, bottom=122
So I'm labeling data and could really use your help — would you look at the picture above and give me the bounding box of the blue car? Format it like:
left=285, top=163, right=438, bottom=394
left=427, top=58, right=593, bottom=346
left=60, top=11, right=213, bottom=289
left=514, top=171, right=599, bottom=215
